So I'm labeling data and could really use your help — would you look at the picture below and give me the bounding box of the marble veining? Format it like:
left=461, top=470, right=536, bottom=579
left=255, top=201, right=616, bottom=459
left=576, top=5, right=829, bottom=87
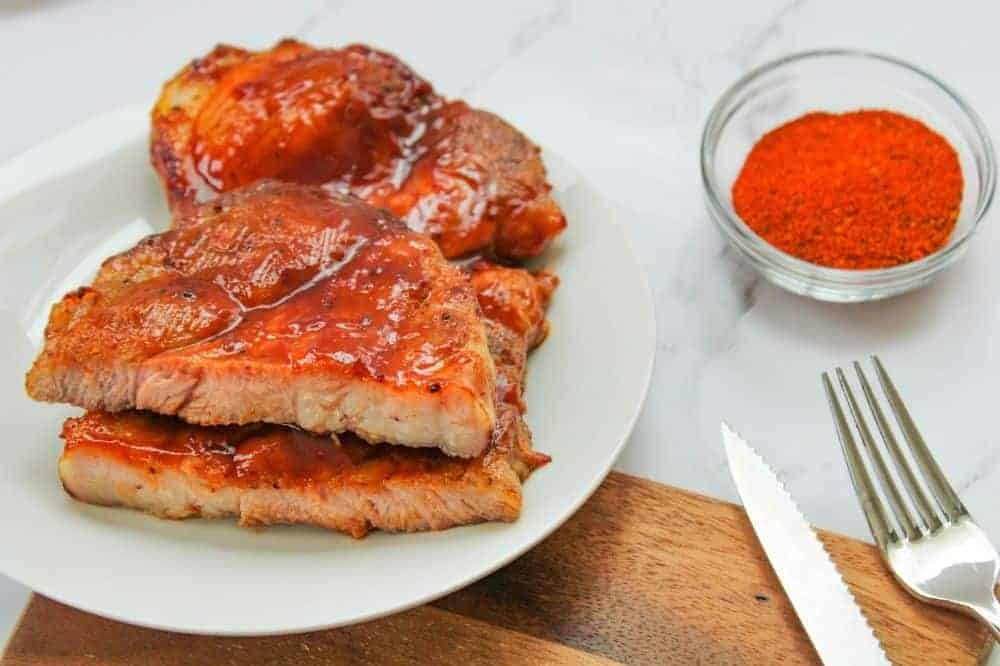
left=2, top=0, right=1000, bottom=653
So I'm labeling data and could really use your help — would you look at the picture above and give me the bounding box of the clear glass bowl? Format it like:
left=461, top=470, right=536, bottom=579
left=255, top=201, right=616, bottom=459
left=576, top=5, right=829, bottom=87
left=701, top=49, right=996, bottom=302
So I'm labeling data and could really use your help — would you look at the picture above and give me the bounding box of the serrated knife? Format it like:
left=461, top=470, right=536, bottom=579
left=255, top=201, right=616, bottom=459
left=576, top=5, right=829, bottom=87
left=721, top=422, right=889, bottom=665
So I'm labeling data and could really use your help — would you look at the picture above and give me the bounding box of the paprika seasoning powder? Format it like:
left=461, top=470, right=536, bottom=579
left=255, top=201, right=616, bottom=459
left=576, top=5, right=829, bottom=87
left=732, top=110, right=962, bottom=269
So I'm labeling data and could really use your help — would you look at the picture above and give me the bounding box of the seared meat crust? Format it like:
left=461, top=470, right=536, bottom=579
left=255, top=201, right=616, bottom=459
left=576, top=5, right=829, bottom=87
left=152, top=40, right=566, bottom=260
left=27, top=181, right=496, bottom=458
left=59, top=264, right=555, bottom=537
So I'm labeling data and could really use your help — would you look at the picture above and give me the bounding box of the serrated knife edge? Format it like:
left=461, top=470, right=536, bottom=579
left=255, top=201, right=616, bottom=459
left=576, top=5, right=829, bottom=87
left=721, top=422, right=889, bottom=665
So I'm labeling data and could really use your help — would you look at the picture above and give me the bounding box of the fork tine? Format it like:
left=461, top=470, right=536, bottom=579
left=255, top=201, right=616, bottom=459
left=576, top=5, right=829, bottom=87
left=854, top=361, right=941, bottom=533
left=872, top=356, right=967, bottom=522
left=838, top=365, right=922, bottom=541
left=823, top=372, right=896, bottom=546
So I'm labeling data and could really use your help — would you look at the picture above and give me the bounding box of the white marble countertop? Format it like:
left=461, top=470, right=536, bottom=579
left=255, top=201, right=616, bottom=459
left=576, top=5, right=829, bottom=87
left=3, top=0, right=1000, bottom=655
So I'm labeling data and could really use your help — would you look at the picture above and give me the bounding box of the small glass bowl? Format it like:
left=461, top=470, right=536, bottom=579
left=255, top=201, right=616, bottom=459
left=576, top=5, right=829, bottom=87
left=701, top=49, right=996, bottom=302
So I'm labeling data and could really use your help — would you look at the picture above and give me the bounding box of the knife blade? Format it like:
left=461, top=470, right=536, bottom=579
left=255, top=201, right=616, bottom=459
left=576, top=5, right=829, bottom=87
left=721, top=422, right=889, bottom=665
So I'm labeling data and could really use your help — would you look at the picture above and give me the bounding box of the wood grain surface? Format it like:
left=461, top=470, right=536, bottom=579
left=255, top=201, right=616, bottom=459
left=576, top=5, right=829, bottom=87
left=2, top=472, right=993, bottom=665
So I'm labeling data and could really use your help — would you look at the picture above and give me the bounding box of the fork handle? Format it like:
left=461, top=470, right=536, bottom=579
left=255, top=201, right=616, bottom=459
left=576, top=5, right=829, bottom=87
left=966, top=599, right=1000, bottom=640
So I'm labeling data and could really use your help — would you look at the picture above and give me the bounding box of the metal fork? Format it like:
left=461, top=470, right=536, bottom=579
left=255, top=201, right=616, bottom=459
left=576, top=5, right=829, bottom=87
left=823, top=356, right=1000, bottom=639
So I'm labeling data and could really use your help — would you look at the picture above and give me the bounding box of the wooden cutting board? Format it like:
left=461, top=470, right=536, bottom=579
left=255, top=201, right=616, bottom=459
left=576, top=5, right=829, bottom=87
left=1, top=472, right=992, bottom=665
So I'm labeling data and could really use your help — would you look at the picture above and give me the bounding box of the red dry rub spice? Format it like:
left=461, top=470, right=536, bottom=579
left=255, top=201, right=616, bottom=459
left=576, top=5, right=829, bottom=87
left=732, top=110, right=963, bottom=269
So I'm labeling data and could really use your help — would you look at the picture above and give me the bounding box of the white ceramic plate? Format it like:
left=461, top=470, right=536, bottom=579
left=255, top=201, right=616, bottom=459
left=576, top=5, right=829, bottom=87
left=0, top=106, right=655, bottom=636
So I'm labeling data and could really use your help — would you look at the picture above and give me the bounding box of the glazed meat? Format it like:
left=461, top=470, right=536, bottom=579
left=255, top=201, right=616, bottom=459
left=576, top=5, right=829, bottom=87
left=58, top=410, right=544, bottom=538
left=468, top=260, right=558, bottom=351
left=59, top=265, right=554, bottom=537
left=151, top=39, right=566, bottom=260
left=27, top=181, right=497, bottom=458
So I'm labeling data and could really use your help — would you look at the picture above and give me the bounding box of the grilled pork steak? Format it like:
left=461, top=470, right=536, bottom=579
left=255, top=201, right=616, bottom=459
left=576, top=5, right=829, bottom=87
left=27, top=181, right=496, bottom=458
left=58, top=410, right=542, bottom=538
left=151, top=39, right=566, bottom=260
left=59, top=264, right=555, bottom=537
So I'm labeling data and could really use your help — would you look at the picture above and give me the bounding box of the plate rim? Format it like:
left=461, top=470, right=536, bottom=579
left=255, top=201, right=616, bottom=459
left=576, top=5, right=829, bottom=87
left=0, top=105, right=657, bottom=636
